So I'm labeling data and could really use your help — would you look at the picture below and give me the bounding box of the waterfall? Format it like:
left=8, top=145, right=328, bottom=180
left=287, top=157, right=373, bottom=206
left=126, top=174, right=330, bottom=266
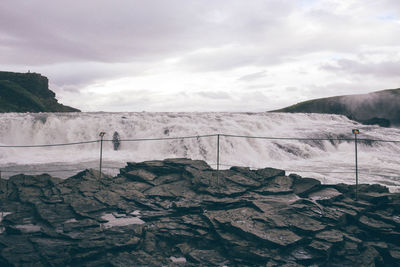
left=1, top=112, right=399, bottom=191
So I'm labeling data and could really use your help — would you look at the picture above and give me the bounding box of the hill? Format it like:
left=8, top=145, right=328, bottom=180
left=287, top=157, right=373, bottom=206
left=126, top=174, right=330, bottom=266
left=0, top=71, right=80, bottom=112
left=272, top=88, right=400, bottom=127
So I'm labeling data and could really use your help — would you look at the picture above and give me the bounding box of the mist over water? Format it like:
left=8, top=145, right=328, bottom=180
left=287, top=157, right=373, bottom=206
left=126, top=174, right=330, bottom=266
left=0, top=112, right=399, bottom=191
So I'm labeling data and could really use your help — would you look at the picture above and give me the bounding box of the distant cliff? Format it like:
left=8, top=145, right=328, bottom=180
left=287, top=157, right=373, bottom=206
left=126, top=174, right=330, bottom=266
left=273, top=88, right=400, bottom=127
left=0, top=71, right=80, bottom=112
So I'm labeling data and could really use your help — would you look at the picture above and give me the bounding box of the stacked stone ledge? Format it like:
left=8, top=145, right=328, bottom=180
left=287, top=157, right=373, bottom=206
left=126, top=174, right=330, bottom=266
left=0, top=158, right=399, bottom=266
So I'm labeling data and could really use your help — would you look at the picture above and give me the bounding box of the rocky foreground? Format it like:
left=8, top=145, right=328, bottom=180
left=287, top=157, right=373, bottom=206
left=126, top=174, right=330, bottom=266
left=0, top=159, right=399, bottom=266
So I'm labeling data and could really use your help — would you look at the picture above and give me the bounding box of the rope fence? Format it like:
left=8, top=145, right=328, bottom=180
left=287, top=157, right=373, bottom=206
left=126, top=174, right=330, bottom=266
left=1, top=133, right=400, bottom=148
left=1, top=131, right=399, bottom=199
left=0, top=140, right=99, bottom=148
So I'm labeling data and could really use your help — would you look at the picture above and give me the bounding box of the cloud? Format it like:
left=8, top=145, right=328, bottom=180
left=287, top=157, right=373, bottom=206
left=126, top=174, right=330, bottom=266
left=0, top=0, right=293, bottom=65
left=238, top=71, right=268, bottom=82
left=304, top=82, right=391, bottom=101
left=42, top=61, right=151, bottom=89
left=196, top=91, right=232, bottom=100
left=1, top=0, right=400, bottom=111
left=286, top=87, right=298, bottom=92
left=321, top=58, right=400, bottom=77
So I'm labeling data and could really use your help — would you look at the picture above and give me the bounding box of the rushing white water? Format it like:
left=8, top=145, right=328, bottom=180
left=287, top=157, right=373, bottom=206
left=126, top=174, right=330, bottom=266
left=0, top=112, right=399, bottom=191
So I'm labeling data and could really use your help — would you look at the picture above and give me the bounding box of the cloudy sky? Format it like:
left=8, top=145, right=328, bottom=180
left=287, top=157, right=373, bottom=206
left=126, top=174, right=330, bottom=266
left=1, top=0, right=400, bottom=112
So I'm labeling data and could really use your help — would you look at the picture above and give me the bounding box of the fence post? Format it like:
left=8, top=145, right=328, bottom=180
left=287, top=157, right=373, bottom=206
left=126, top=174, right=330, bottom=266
left=99, top=132, right=106, bottom=178
left=217, top=134, right=220, bottom=172
left=352, top=129, right=359, bottom=200
left=216, top=134, right=220, bottom=186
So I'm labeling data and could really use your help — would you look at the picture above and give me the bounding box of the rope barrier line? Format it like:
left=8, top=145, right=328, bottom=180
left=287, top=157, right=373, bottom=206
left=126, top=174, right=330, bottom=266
left=360, top=139, right=400, bottom=143
left=220, top=134, right=354, bottom=141
left=0, top=166, right=122, bottom=173
left=1, top=133, right=399, bottom=148
left=105, top=134, right=218, bottom=142
left=0, top=140, right=99, bottom=148
left=220, top=134, right=400, bottom=143
left=0, top=169, right=85, bottom=173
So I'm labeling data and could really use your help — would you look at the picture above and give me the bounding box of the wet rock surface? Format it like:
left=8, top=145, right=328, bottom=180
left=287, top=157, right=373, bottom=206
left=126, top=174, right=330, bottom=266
left=0, top=158, right=399, bottom=266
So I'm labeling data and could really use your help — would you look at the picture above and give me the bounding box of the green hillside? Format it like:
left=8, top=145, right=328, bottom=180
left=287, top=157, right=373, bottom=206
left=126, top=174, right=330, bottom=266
left=0, top=71, right=80, bottom=112
left=272, top=88, right=400, bottom=127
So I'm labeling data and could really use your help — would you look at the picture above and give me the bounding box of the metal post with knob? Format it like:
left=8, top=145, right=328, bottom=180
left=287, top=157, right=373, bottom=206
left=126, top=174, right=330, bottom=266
left=99, top=132, right=106, bottom=178
left=352, top=129, right=359, bottom=200
left=217, top=134, right=220, bottom=186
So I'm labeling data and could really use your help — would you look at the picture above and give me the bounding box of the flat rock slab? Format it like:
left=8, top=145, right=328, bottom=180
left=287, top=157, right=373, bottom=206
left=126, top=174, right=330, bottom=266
left=315, top=229, right=344, bottom=244
left=255, top=168, right=285, bottom=180
left=262, top=228, right=302, bottom=247
left=358, top=192, right=390, bottom=204
left=225, top=174, right=261, bottom=188
left=125, top=169, right=157, bottom=183
left=389, top=248, right=400, bottom=261
left=308, top=187, right=342, bottom=203
left=308, top=240, right=333, bottom=255
left=276, top=211, right=326, bottom=233
left=358, top=215, right=396, bottom=232
left=292, top=177, right=321, bottom=197
left=257, top=176, right=294, bottom=195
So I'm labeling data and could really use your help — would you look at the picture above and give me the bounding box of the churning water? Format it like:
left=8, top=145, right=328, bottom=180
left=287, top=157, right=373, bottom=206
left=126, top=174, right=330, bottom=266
left=0, top=112, right=399, bottom=191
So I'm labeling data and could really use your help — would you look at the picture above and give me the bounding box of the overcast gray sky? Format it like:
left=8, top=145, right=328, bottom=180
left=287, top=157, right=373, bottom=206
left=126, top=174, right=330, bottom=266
left=1, top=0, right=400, bottom=112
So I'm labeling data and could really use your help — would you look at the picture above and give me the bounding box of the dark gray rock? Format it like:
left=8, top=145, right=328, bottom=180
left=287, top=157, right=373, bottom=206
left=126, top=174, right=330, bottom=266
left=308, top=187, right=343, bottom=204
left=30, top=237, right=75, bottom=264
left=358, top=192, right=391, bottom=204
left=124, top=169, right=157, bottom=184
left=225, top=173, right=261, bottom=188
left=187, top=249, right=230, bottom=266
left=358, top=246, right=384, bottom=266
left=256, top=176, right=293, bottom=195
left=69, top=196, right=107, bottom=216
left=255, top=167, right=285, bottom=180
left=289, top=247, right=321, bottom=265
left=389, top=247, right=400, bottom=263
left=307, top=240, right=333, bottom=257
left=291, top=175, right=321, bottom=197
left=1, top=158, right=399, bottom=266
left=276, top=209, right=326, bottom=233
left=372, top=209, right=400, bottom=228
left=0, top=235, right=45, bottom=266
left=315, top=229, right=345, bottom=244
left=359, top=215, right=396, bottom=232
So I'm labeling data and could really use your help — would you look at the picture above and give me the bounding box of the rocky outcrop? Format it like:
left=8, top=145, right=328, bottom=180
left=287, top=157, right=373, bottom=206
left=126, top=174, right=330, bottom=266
left=0, top=158, right=399, bottom=266
left=272, top=88, right=400, bottom=127
left=0, top=71, right=80, bottom=112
